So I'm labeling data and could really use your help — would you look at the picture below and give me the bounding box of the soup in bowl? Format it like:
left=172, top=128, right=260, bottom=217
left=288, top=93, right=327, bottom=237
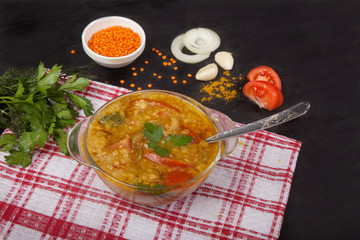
left=67, top=90, right=237, bottom=205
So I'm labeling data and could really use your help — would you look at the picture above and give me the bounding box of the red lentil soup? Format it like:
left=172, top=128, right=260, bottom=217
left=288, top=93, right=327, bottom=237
left=86, top=92, right=219, bottom=187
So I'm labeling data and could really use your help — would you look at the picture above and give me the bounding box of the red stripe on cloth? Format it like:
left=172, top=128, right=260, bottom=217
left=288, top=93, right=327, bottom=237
left=0, top=204, right=120, bottom=239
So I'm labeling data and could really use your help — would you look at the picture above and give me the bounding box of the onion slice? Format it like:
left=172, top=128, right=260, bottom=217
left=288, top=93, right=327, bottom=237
left=171, top=34, right=210, bottom=64
left=183, top=28, right=221, bottom=54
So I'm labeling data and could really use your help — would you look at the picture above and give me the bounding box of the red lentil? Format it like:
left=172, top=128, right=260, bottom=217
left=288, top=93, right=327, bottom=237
left=120, top=80, right=125, bottom=84
left=88, top=26, right=141, bottom=57
left=133, top=72, right=138, bottom=76
left=130, top=83, right=135, bottom=88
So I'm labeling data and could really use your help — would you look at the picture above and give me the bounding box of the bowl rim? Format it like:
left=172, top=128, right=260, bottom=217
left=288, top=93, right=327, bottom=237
left=81, top=16, right=146, bottom=61
left=83, top=89, right=227, bottom=192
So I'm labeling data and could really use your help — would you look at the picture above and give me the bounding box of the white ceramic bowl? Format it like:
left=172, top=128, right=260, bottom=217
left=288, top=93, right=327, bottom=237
left=81, top=16, right=146, bottom=68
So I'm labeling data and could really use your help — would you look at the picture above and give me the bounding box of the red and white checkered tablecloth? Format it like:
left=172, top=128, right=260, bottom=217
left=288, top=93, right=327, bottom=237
left=0, top=80, right=301, bottom=240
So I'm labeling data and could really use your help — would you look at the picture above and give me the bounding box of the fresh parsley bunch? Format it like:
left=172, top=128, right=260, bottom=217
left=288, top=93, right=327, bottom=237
left=0, top=62, right=94, bottom=167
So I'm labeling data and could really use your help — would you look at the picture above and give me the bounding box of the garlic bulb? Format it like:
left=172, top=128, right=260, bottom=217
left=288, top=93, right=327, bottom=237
left=195, top=63, right=218, bottom=81
left=215, top=51, right=234, bottom=70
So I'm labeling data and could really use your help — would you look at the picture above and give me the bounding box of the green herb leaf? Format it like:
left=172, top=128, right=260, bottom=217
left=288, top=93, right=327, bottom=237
left=57, top=110, right=72, bottom=119
left=36, top=64, right=62, bottom=94
left=53, top=128, right=68, bottom=154
left=36, top=130, right=48, bottom=149
left=0, top=133, right=18, bottom=151
left=14, top=81, right=25, bottom=98
left=36, top=61, right=46, bottom=80
left=66, top=92, right=94, bottom=117
left=21, top=102, right=37, bottom=115
left=4, top=150, right=31, bottom=167
left=19, top=132, right=38, bottom=151
left=144, top=123, right=163, bottom=143
left=27, top=113, right=43, bottom=131
left=166, top=134, right=193, bottom=146
left=153, top=146, right=169, bottom=157
left=59, top=76, right=90, bottom=91
left=143, top=123, right=194, bottom=158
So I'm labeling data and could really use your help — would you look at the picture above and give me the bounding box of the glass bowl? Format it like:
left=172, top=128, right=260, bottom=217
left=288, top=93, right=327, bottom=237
left=67, top=90, right=238, bottom=205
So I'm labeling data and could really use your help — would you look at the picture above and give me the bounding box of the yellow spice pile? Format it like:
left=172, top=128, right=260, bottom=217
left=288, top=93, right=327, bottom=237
left=200, top=71, right=242, bottom=102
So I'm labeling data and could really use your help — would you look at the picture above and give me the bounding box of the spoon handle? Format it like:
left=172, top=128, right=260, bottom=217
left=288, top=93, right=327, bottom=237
left=206, top=102, right=310, bottom=143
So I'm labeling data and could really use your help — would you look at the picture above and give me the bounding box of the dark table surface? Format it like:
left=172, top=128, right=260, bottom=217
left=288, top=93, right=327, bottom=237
left=1, top=0, right=359, bottom=239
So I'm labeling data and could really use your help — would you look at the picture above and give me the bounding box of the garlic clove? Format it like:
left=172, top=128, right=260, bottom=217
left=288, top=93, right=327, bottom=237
left=215, top=51, right=234, bottom=70
left=195, top=63, right=218, bottom=81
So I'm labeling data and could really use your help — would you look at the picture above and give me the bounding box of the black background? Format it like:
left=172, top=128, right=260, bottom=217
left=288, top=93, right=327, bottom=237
left=1, top=0, right=359, bottom=239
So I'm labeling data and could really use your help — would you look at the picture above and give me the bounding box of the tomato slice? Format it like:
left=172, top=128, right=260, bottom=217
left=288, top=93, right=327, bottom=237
left=164, top=171, right=193, bottom=186
left=247, top=66, right=282, bottom=90
left=144, top=151, right=191, bottom=168
left=242, top=81, right=283, bottom=111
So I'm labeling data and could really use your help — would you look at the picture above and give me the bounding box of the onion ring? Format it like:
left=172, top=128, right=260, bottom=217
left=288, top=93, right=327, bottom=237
left=170, top=34, right=210, bottom=64
left=183, top=28, right=221, bottom=54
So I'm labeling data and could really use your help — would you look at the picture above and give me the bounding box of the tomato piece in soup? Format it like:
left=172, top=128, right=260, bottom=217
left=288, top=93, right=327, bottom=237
left=164, top=171, right=193, bottom=186
left=144, top=151, right=191, bottom=168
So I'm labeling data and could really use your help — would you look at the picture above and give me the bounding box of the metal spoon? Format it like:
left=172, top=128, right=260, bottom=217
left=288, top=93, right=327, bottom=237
left=206, top=102, right=310, bottom=143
